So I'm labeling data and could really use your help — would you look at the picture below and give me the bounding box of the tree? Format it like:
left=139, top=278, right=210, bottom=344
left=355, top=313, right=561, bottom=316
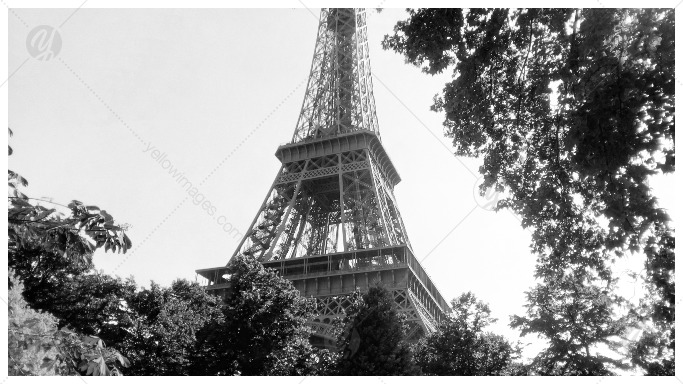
left=8, top=128, right=132, bottom=376
left=629, top=225, right=675, bottom=374
left=13, top=256, right=228, bottom=376
left=334, top=285, right=421, bottom=375
left=9, top=133, right=225, bottom=375
left=415, top=292, right=517, bottom=375
left=8, top=128, right=132, bottom=284
left=9, top=131, right=319, bottom=375
left=191, top=255, right=319, bottom=375
left=9, top=197, right=132, bottom=273
left=13, top=265, right=137, bottom=337
left=8, top=273, right=129, bottom=376
left=112, top=279, right=224, bottom=375
left=510, top=273, right=630, bottom=375
left=10, top=224, right=229, bottom=376
left=384, top=9, right=674, bottom=374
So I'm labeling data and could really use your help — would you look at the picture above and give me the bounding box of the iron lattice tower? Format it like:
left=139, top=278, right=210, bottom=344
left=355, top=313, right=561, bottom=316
left=197, top=8, right=448, bottom=345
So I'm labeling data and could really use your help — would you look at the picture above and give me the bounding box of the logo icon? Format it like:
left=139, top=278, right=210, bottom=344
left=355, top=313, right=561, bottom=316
left=26, top=25, right=62, bottom=61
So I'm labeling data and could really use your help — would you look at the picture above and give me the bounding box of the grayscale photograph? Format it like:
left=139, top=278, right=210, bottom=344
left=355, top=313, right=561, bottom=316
left=4, top=3, right=676, bottom=378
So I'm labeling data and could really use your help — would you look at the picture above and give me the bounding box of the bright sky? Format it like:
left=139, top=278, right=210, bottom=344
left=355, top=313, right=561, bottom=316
left=8, top=7, right=675, bottom=356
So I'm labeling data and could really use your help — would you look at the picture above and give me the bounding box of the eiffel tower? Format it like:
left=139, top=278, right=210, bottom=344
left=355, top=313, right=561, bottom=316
left=196, top=8, right=448, bottom=346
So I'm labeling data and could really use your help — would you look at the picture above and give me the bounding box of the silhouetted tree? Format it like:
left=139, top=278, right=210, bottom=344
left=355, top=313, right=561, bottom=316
left=415, top=292, right=517, bottom=375
left=511, top=274, right=630, bottom=375
left=8, top=128, right=132, bottom=376
left=334, top=285, right=421, bottom=375
left=191, top=255, right=320, bottom=375
left=384, top=9, right=674, bottom=374
left=105, top=279, right=223, bottom=375
left=8, top=272, right=129, bottom=376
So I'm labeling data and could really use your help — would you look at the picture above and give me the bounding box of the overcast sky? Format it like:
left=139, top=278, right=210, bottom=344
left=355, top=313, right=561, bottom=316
left=8, top=7, right=675, bottom=354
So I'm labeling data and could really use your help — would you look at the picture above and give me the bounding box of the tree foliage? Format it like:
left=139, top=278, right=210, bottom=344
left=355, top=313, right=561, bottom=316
left=627, top=224, right=675, bottom=374
left=9, top=168, right=132, bottom=273
left=8, top=129, right=133, bottom=376
left=191, top=255, right=320, bottom=375
left=8, top=273, right=129, bottom=376
left=415, top=292, right=518, bottom=375
left=334, top=285, right=421, bottom=375
left=510, top=274, right=630, bottom=375
left=8, top=156, right=222, bottom=376
left=112, top=280, right=224, bottom=375
left=384, top=8, right=674, bottom=374
left=8, top=173, right=319, bottom=376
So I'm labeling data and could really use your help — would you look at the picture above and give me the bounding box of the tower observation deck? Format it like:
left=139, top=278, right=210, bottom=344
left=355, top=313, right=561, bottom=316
left=196, top=8, right=448, bottom=345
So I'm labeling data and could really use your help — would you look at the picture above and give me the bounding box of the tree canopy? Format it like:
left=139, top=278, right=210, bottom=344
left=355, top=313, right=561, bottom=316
left=190, top=255, right=320, bottom=375
left=8, top=8, right=675, bottom=375
left=8, top=128, right=133, bottom=376
left=384, top=8, right=674, bottom=375
left=8, top=273, right=129, bottom=376
left=9, top=129, right=319, bottom=375
left=334, top=285, right=421, bottom=375
left=112, top=279, right=224, bottom=375
left=415, top=292, right=519, bottom=375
